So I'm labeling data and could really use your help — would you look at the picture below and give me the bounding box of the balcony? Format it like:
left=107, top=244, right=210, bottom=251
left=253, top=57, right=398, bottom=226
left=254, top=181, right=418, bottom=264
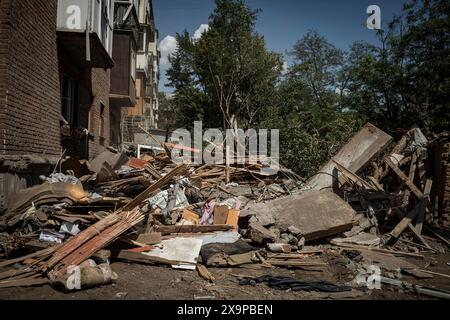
left=136, top=52, right=149, bottom=76
left=109, top=0, right=140, bottom=108
left=57, top=0, right=114, bottom=68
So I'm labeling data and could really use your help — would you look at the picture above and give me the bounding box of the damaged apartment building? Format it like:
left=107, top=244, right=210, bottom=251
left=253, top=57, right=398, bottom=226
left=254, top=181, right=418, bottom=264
left=0, top=0, right=160, bottom=211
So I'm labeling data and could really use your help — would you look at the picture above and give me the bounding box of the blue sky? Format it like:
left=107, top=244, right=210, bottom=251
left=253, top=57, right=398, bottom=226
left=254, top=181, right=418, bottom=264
left=154, top=0, right=408, bottom=92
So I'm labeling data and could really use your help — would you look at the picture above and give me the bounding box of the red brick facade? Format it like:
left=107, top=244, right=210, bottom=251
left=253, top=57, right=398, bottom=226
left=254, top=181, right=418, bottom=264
left=0, top=0, right=61, bottom=157
left=89, top=68, right=111, bottom=159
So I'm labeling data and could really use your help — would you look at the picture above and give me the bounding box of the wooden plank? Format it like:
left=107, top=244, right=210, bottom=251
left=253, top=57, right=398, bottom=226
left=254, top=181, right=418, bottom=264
left=333, top=243, right=424, bottom=259
left=402, top=151, right=418, bottom=205
left=418, top=270, right=450, bottom=279
left=226, top=209, right=240, bottom=231
left=424, top=227, right=450, bottom=248
left=407, top=223, right=432, bottom=250
left=332, top=160, right=378, bottom=190
left=0, top=246, right=58, bottom=269
left=415, top=178, right=433, bottom=234
left=23, top=240, right=111, bottom=261
left=417, top=150, right=428, bottom=190
left=51, top=208, right=144, bottom=278
left=0, top=275, right=48, bottom=288
left=0, top=269, right=36, bottom=281
left=384, top=156, right=424, bottom=199
left=197, top=265, right=215, bottom=282
left=264, top=260, right=327, bottom=267
left=213, top=205, right=229, bottom=225
left=115, top=250, right=178, bottom=265
left=267, top=252, right=322, bottom=259
left=390, top=202, right=423, bottom=239
left=306, top=123, right=392, bottom=190
left=155, top=224, right=233, bottom=235
left=42, top=213, right=121, bottom=271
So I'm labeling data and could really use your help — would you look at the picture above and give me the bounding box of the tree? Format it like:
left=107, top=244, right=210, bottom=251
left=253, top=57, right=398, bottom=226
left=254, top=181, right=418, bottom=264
left=345, top=0, right=450, bottom=133
left=166, top=0, right=282, bottom=129
left=157, top=92, right=177, bottom=131
left=290, top=30, right=345, bottom=111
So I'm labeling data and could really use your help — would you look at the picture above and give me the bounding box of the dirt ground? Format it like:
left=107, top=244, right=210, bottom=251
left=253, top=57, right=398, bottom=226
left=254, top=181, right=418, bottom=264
left=1, top=249, right=449, bottom=300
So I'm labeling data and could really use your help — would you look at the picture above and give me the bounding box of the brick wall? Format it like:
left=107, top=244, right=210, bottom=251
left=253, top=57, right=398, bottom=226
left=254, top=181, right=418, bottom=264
left=0, top=0, right=61, bottom=157
left=442, top=143, right=450, bottom=227
left=0, top=0, right=10, bottom=150
left=89, top=68, right=111, bottom=159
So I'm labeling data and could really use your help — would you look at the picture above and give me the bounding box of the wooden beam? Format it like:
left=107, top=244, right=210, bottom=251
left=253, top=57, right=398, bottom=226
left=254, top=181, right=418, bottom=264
left=415, top=178, right=433, bottom=235
left=115, top=250, right=184, bottom=265
left=384, top=156, right=424, bottom=199
left=333, top=243, right=424, bottom=259
left=407, top=223, right=432, bottom=250
left=332, top=160, right=378, bottom=190
left=264, top=260, right=327, bottom=267
left=0, top=246, right=58, bottom=269
left=402, top=151, right=418, bottom=205
left=390, top=202, right=423, bottom=239
left=155, top=224, right=233, bottom=235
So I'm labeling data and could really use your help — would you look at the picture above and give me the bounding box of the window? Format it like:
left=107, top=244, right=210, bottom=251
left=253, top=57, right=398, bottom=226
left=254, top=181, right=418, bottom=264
left=138, top=32, right=145, bottom=52
left=131, top=45, right=136, bottom=81
left=100, top=0, right=109, bottom=48
left=61, top=75, right=77, bottom=125
left=99, top=103, right=106, bottom=138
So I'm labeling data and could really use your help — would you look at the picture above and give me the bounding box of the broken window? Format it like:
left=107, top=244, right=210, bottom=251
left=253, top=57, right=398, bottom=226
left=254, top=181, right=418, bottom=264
left=61, top=75, right=77, bottom=125
left=138, top=32, right=145, bottom=52
left=99, top=103, right=106, bottom=139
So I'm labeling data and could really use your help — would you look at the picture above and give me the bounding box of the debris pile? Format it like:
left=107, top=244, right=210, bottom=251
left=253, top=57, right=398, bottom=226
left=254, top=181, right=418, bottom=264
left=0, top=123, right=449, bottom=299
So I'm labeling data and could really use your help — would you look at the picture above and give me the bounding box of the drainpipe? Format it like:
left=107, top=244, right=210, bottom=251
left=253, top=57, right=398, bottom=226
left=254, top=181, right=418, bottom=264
left=86, top=0, right=92, bottom=62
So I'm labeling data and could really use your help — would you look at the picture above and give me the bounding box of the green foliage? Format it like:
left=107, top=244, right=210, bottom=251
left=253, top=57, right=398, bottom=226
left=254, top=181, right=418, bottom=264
left=344, top=0, right=450, bottom=133
left=164, top=0, right=449, bottom=178
left=166, top=0, right=282, bottom=129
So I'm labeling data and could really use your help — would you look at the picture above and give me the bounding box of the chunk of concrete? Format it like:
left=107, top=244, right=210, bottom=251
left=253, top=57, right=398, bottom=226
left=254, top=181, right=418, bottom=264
left=288, top=226, right=302, bottom=236
left=305, top=123, right=392, bottom=191
left=249, top=210, right=275, bottom=227
left=243, top=190, right=355, bottom=242
left=248, top=221, right=277, bottom=244
left=331, top=232, right=381, bottom=246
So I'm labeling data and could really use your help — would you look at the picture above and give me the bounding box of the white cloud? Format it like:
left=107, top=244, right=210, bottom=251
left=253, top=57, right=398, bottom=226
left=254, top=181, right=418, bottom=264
left=193, top=24, right=209, bottom=40
left=159, top=35, right=177, bottom=67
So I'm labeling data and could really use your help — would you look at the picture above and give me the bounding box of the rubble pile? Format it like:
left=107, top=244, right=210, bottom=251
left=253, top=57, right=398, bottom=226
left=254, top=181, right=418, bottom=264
left=0, top=123, right=449, bottom=299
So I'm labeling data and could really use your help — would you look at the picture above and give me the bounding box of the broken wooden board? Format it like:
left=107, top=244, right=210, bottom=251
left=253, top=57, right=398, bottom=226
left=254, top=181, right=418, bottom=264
left=213, top=205, right=229, bottom=225
left=332, top=160, right=378, bottom=191
left=243, top=190, right=355, bottom=241
left=306, top=123, right=392, bottom=190
left=415, top=178, right=433, bottom=234
left=90, top=151, right=129, bottom=173
left=384, top=156, right=424, bottom=199
left=197, top=265, right=215, bottom=282
left=155, top=224, right=233, bottom=235
left=96, top=162, right=120, bottom=184
left=226, top=209, right=240, bottom=230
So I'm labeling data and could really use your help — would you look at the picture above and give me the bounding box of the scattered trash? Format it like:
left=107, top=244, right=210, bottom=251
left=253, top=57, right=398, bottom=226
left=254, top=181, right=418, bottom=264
left=0, top=123, right=449, bottom=298
left=239, top=275, right=352, bottom=293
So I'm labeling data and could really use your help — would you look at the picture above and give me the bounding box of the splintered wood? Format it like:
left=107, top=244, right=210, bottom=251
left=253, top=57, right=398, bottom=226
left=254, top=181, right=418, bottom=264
left=30, top=164, right=188, bottom=279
